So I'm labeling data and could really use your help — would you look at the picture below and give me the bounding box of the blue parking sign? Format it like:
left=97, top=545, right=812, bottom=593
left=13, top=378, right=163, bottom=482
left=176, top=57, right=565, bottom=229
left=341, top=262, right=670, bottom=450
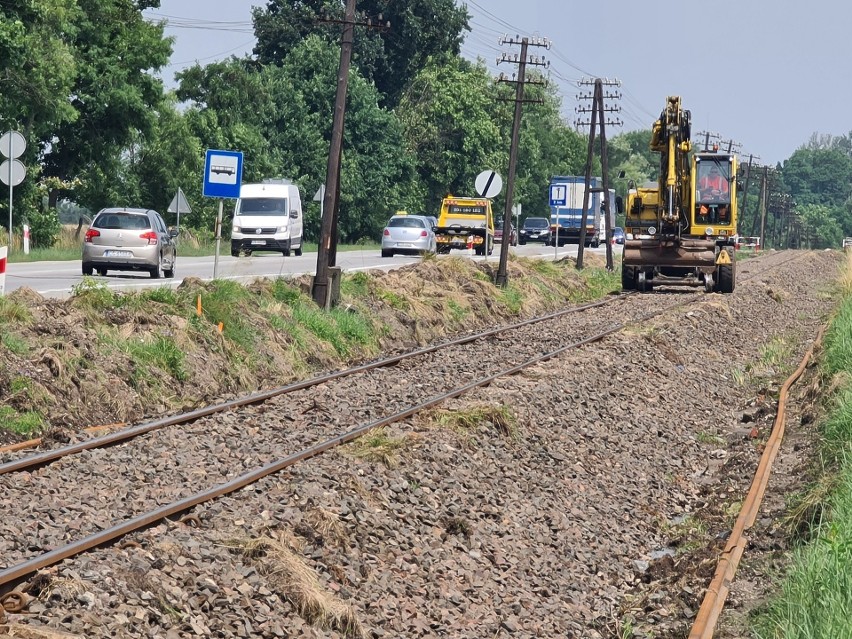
left=549, top=184, right=567, bottom=207
left=203, top=149, right=243, bottom=198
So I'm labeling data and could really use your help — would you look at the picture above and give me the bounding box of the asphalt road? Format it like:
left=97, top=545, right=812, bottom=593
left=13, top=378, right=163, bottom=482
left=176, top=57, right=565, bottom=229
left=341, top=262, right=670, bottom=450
left=3, top=243, right=623, bottom=300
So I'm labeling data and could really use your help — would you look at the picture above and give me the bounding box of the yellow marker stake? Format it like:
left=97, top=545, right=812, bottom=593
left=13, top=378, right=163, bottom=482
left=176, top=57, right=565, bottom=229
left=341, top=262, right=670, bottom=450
left=217, top=322, right=224, bottom=333
left=197, top=295, right=202, bottom=316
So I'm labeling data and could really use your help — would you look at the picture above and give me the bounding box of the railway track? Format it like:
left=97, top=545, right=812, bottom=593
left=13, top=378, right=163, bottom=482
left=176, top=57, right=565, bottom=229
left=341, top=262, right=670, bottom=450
left=0, top=249, right=812, bottom=622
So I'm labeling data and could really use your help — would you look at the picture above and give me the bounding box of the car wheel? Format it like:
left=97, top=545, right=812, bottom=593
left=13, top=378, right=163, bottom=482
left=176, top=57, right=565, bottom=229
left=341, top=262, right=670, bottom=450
left=283, top=249, right=291, bottom=257
left=150, top=254, right=164, bottom=279
left=164, top=259, right=175, bottom=279
left=231, top=250, right=240, bottom=257
left=295, top=245, right=303, bottom=256
left=97, top=268, right=108, bottom=277
left=82, top=263, right=94, bottom=276
left=381, top=249, right=393, bottom=258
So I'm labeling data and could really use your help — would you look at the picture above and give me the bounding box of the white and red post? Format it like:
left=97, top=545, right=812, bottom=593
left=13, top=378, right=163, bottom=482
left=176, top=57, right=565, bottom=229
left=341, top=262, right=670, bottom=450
left=0, top=246, right=7, bottom=296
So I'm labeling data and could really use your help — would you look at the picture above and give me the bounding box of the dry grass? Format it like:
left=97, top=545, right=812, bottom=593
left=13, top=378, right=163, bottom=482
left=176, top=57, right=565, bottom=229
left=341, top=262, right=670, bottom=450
left=305, top=507, right=347, bottom=547
left=432, top=404, right=518, bottom=439
left=240, top=534, right=365, bottom=638
left=347, top=427, right=410, bottom=468
left=839, top=249, right=852, bottom=296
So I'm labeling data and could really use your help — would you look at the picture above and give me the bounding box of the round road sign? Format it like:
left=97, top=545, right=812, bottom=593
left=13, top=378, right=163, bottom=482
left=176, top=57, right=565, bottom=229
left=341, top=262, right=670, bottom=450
left=475, top=170, right=503, bottom=198
left=0, top=131, right=26, bottom=159
left=0, top=159, right=27, bottom=187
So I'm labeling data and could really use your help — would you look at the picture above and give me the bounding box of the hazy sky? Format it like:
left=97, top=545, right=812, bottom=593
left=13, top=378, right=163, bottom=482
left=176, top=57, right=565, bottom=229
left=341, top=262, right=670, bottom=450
left=146, top=0, right=852, bottom=167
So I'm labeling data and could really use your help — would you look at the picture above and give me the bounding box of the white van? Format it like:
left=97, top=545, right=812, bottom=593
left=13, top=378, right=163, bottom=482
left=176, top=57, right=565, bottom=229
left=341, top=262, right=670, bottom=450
left=230, top=179, right=304, bottom=257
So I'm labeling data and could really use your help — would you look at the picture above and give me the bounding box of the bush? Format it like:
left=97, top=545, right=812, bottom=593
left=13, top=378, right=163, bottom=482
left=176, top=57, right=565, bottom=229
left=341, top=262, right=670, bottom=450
left=25, top=207, right=62, bottom=249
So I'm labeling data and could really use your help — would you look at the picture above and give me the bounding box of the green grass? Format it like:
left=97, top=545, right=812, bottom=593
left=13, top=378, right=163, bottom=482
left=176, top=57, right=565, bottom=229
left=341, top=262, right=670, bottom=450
left=290, top=301, right=378, bottom=357
left=749, top=294, right=852, bottom=637
left=0, top=297, right=32, bottom=325
left=1, top=332, right=29, bottom=355
left=0, top=406, right=45, bottom=434
left=70, top=277, right=121, bottom=310
left=194, top=280, right=257, bottom=351
left=497, top=285, right=523, bottom=314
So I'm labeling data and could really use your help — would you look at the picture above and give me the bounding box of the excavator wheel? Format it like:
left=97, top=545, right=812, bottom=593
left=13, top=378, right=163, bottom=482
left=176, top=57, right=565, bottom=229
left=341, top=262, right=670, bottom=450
left=716, top=264, right=735, bottom=293
left=715, top=248, right=736, bottom=294
left=621, top=265, right=636, bottom=290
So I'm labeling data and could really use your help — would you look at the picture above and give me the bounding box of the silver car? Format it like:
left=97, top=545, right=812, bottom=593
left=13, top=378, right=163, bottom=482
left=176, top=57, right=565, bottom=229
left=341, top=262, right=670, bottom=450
left=82, top=208, right=177, bottom=278
left=381, top=215, right=437, bottom=257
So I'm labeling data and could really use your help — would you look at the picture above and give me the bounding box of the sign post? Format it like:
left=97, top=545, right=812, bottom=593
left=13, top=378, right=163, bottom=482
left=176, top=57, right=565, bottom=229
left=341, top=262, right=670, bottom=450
left=313, top=184, right=326, bottom=229
left=167, top=187, right=192, bottom=244
left=0, top=131, right=27, bottom=246
left=203, top=150, right=243, bottom=279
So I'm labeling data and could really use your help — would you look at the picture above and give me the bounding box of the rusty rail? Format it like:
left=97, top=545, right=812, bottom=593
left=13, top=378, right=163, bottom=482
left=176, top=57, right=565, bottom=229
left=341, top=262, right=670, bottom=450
left=688, top=324, right=826, bottom=639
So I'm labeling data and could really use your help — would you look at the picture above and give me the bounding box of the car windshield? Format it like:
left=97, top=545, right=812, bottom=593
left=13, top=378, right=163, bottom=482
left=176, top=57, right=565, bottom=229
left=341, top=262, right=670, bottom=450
left=525, top=218, right=549, bottom=229
left=238, top=198, right=288, bottom=215
left=94, top=213, right=150, bottom=230
left=387, top=217, right=426, bottom=228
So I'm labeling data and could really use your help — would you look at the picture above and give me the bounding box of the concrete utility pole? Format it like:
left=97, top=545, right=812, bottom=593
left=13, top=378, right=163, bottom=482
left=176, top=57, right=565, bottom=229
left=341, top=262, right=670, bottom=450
left=312, top=1, right=389, bottom=309
left=494, top=36, right=550, bottom=288
left=575, top=77, right=622, bottom=270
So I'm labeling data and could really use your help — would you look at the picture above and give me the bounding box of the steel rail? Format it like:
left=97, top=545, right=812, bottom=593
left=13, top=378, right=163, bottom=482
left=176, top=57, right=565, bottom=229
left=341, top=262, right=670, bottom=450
left=688, top=324, right=826, bottom=639
left=0, top=295, right=623, bottom=475
left=0, top=296, right=694, bottom=594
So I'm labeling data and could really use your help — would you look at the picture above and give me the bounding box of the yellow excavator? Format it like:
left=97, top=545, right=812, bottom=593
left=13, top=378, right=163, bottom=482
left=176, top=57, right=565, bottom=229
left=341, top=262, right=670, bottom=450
left=622, top=96, right=738, bottom=293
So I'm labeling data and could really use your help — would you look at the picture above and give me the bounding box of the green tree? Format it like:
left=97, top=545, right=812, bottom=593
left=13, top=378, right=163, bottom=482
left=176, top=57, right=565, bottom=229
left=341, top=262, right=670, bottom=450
left=41, top=0, right=172, bottom=211
left=781, top=147, right=852, bottom=208
left=252, top=0, right=470, bottom=106
left=397, top=57, right=507, bottom=215
left=799, top=203, right=843, bottom=249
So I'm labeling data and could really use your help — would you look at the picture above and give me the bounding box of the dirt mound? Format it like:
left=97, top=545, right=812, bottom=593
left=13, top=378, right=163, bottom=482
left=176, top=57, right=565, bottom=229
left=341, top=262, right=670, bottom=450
left=0, top=255, right=614, bottom=439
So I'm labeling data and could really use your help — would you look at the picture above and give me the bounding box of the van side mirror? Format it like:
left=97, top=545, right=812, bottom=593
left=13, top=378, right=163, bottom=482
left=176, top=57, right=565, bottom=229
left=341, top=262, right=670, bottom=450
left=615, top=195, right=624, bottom=214
left=169, top=228, right=179, bottom=238
left=289, top=209, right=299, bottom=219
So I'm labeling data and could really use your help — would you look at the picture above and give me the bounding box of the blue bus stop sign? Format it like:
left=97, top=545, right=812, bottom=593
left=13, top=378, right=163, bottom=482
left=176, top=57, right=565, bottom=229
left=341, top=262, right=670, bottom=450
left=203, top=149, right=243, bottom=198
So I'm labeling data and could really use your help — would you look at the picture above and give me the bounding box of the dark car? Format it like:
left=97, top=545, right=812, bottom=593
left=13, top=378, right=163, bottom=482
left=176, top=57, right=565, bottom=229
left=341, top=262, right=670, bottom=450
left=494, top=218, right=517, bottom=245
left=612, top=227, right=625, bottom=245
left=518, top=217, right=552, bottom=245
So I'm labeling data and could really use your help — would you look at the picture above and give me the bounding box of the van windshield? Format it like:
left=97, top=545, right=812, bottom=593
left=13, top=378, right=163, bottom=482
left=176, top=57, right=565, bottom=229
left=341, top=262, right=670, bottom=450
left=237, top=198, right=288, bottom=215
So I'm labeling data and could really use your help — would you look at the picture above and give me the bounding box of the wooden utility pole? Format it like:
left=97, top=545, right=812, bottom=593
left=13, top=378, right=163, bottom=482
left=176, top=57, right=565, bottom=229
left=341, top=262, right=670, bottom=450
left=494, top=36, right=549, bottom=287
left=575, top=77, right=622, bottom=270
left=758, top=166, right=768, bottom=248
left=312, top=1, right=389, bottom=309
left=311, top=0, right=356, bottom=309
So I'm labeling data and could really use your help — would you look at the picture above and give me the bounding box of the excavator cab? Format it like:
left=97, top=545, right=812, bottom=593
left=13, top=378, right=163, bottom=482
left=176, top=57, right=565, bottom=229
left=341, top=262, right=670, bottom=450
left=695, top=159, right=732, bottom=226
left=693, top=156, right=736, bottom=228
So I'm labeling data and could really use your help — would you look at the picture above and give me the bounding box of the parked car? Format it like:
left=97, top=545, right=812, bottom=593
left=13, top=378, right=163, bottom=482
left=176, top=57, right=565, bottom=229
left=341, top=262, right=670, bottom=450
left=494, top=218, right=517, bottom=245
left=518, top=217, right=552, bottom=245
left=612, top=227, right=625, bottom=245
left=381, top=214, right=437, bottom=257
left=82, top=208, right=177, bottom=278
